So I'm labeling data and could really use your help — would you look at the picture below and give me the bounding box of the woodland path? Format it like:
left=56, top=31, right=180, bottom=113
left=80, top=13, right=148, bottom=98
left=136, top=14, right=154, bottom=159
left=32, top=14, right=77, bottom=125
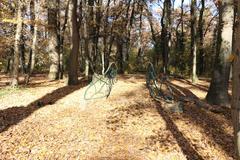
left=0, top=74, right=234, bottom=159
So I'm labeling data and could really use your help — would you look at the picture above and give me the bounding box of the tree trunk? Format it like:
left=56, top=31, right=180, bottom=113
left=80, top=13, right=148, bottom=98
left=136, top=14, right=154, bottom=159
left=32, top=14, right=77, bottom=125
left=82, top=0, right=92, bottom=78
left=232, top=0, right=240, bottom=158
left=180, top=0, right=184, bottom=56
left=147, top=12, right=160, bottom=67
left=26, top=0, right=39, bottom=84
left=206, top=0, right=234, bottom=106
left=87, top=0, right=96, bottom=72
left=136, top=4, right=144, bottom=67
left=83, top=20, right=90, bottom=77
left=59, top=0, right=70, bottom=79
left=11, top=0, right=23, bottom=87
left=6, top=48, right=14, bottom=74
left=191, top=0, right=198, bottom=83
left=198, top=0, right=205, bottom=75
left=48, top=0, right=60, bottom=80
left=20, top=32, right=26, bottom=74
left=160, top=0, right=171, bottom=74
left=29, top=0, right=38, bottom=77
left=85, top=59, right=89, bottom=77
left=103, top=0, right=111, bottom=71
left=68, top=0, right=80, bottom=85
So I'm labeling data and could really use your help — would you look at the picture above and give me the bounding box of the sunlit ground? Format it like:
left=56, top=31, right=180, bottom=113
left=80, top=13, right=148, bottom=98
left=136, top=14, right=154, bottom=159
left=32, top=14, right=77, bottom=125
left=0, top=74, right=234, bottom=159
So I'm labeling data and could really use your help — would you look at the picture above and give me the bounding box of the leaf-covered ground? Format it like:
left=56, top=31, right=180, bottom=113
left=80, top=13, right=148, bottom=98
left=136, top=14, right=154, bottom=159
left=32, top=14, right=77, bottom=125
left=0, top=74, right=235, bottom=159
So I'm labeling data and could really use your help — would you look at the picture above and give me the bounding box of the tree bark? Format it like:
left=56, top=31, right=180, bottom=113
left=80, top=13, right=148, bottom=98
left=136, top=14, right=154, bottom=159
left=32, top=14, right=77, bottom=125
left=48, top=0, right=60, bottom=80
left=103, top=0, right=111, bottom=71
left=59, top=0, right=70, bottom=79
left=26, top=0, right=39, bottom=84
left=191, top=0, right=198, bottom=83
left=206, top=0, right=234, bottom=106
left=232, top=0, right=240, bottom=158
left=68, top=0, right=80, bottom=85
left=180, top=0, right=184, bottom=56
left=11, top=0, right=23, bottom=87
left=6, top=48, right=14, bottom=74
left=20, top=32, right=26, bottom=74
left=136, top=3, right=144, bottom=67
left=146, top=11, right=160, bottom=67
left=160, top=0, right=171, bottom=74
left=198, top=0, right=205, bottom=75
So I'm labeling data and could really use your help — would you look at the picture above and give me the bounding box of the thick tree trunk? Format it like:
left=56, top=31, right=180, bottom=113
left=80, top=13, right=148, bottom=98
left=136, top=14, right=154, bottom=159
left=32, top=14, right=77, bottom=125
left=160, top=0, right=171, bottom=74
left=11, top=0, right=23, bottom=87
left=68, top=0, right=80, bottom=85
left=191, top=0, right=198, bottom=83
left=48, top=0, right=60, bottom=80
left=232, top=0, right=240, bottom=158
left=206, top=0, right=234, bottom=106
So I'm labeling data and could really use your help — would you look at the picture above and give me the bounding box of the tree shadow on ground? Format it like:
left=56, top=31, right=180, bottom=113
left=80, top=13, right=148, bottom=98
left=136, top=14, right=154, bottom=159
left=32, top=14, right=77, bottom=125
left=169, top=82, right=199, bottom=100
left=106, top=102, right=153, bottom=131
left=179, top=104, right=235, bottom=158
left=155, top=102, right=204, bottom=160
left=169, top=82, right=232, bottom=121
left=106, top=100, right=203, bottom=159
left=165, top=82, right=234, bottom=158
left=0, top=80, right=87, bottom=133
left=174, top=78, right=209, bottom=92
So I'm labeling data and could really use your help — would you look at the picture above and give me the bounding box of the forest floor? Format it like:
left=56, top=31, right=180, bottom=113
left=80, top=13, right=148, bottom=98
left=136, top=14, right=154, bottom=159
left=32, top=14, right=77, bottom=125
left=0, top=74, right=235, bottom=160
